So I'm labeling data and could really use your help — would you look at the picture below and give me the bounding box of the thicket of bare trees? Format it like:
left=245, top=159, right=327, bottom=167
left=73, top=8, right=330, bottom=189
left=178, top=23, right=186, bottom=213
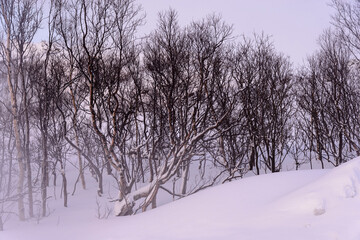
left=1, top=0, right=360, bottom=227
left=296, top=29, right=358, bottom=169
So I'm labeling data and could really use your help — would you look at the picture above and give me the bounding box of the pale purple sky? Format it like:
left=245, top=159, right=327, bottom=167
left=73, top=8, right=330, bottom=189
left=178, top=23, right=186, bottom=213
left=35, top=0, right=334, bottom=65
left=137, top=0, right=334, bottom=64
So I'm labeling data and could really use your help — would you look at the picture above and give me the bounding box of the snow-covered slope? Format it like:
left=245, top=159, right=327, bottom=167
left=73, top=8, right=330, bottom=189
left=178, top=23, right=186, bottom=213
left=2, top=158, right=360, bottom=240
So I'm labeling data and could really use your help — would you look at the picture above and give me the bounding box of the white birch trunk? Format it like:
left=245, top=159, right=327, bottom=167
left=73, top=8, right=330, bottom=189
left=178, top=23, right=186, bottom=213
left=5, top=25, right=26, bottom=221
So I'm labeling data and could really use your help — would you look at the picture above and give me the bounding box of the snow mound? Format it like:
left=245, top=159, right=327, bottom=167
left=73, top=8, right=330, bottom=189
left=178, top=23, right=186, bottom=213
left=274, top=157, right=360, bottom=216
left=2, top=158, right=360, bottom=240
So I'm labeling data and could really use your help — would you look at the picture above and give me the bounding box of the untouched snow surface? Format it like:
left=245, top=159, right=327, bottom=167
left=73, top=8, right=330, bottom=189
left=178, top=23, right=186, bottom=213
left=2, top=158, right=360, bottom=240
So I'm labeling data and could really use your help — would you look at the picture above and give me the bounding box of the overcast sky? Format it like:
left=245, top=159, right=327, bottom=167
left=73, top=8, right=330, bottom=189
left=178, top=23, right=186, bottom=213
left=35, top=0, right=334, bottom=65
left=137, top=0, right=334, bottom=65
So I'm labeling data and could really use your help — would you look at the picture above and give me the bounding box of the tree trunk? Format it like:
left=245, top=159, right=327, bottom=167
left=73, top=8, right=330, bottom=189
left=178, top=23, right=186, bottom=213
left=70, top=87, right=86, bottom=190
left=41, top=130, right=48, bottom=217
left=6, top=141, right=13, bottom=197
left=142, top=183, right=159, bottom=213
left=338, top=131, right=343, bottom=166
left=180, top=160, right=190, bottom=195
left=0, top=216, right=3, bottom=231
left=20, top=49, right=34, bottom=218
left=316, top=136, right=324, bottom=169
left=62, top=171, right=68, bottom=207
left=5, top=25, right=25, bottom=221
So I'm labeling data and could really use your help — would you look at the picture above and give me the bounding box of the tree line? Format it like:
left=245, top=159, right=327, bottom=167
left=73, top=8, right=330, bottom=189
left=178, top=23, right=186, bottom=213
left=0, top=0, right=360, bottom=226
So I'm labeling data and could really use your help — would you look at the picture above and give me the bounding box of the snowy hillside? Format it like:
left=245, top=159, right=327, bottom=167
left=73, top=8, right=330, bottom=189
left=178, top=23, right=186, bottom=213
left=2, top=158, right=360, bottom=240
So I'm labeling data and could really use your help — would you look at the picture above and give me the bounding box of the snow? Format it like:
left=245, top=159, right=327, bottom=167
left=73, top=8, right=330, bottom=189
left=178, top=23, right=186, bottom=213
left=2, top=158, right=360, bottom=240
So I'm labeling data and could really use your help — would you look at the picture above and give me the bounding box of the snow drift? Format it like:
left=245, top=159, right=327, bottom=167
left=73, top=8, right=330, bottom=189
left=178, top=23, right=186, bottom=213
left=2, top=158, right=360, bottom=240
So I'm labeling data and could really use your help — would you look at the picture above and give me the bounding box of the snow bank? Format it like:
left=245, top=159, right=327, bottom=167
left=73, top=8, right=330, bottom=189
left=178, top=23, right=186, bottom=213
left=2, top=158, right=360, bottom=240
left=275, top=157, right=360, bottom=215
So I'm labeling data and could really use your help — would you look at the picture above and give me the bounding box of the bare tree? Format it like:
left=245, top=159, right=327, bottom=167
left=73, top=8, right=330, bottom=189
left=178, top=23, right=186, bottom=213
left=0, top=0, right=25, bottom=220
left=12, top=0, right=42, bottom=218
left=54, top=0, right=146, bottom=215
left=0, top=95, right=17, bottom=230
left=230, top=35, right=293, bottom=174
left=0, top=0, right=44, bottom=221
left=231, top=38, right=262, bottom=174
left=256, top=38, right=293, bottom=173
left=136, top=10, right=233, bottom=215
left=186, top=14, right=238, bottom=183
left=331, top=0, right=360, bottom=60
left=331, top=0, right=360, bottom=154
left=297, top=29, right=357, bottom=167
